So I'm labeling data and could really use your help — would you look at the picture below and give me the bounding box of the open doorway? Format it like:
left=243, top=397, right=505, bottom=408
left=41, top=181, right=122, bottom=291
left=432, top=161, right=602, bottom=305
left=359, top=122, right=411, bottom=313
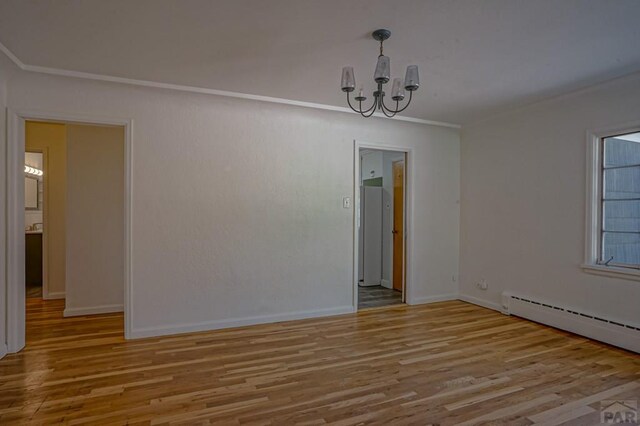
left=357, top=147, right=407, bottom=309
left=25, top=151, right=44, bottom=299
left=7, top=111, right=132, bottom=353
left=23, top=120, right=126, bottom=319
left=23, top=120, right=126, bottom=341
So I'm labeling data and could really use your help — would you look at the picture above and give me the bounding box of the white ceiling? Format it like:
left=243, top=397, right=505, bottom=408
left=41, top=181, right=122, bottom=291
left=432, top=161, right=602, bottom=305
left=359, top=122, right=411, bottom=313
left=1, top=0, right=639, bottom=125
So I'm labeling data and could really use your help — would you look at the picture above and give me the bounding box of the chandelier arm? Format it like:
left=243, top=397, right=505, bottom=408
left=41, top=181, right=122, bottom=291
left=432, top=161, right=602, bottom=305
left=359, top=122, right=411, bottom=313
left=359, top=100, right=369, bottom=118
left=361, top=98, right=378, bottom=117
left=347, top=91, right=377, bottom=116
left=380, top=90, right=412, bottom=114
left=380, top=94, right=398, bottom=113
left=363, top=97, right=378, bottom=114
left=361, top=102, right=377, bottom=117
left=392, top=91, right=414, bottom=114
left=346, top=92, right=362, bottom=114
left=380, top=102, right=397, bottom=118
left=376, top=93, right=397, bottom=118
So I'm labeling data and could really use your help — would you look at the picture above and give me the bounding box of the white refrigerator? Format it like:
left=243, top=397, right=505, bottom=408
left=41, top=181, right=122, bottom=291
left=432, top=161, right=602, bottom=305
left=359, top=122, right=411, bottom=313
left=358, top=186, right=382, bottom=286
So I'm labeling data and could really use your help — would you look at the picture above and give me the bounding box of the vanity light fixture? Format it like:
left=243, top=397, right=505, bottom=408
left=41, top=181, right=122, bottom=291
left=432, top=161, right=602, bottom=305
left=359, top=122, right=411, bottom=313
left=25, top=165, right=43, bottom=176
left=341, top=29, right=420, bottom=118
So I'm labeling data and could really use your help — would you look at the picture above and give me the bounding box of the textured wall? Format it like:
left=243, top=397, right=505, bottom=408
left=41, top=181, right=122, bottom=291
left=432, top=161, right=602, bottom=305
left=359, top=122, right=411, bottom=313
left=5, top=69, right=460, bottom=338
left=0, top=51, right=10, bottom=356
left=460, top=72, right=640, bottom=326
left=65, top=124, right=125, bottom=315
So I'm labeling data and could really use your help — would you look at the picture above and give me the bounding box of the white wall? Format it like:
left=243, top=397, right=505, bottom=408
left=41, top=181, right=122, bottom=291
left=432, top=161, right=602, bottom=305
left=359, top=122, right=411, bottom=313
left=65, top=124, right=125, bottom=316
left=3, top=66, right=460, bottom=338
left=460, top=72, right=640, bottom=326
left=0, top=52, right=12, bottom=357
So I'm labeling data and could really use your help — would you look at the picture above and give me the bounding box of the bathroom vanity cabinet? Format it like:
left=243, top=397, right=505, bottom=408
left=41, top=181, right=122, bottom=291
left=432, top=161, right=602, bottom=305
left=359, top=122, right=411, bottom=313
left=26, top=231, right=43, bottom=286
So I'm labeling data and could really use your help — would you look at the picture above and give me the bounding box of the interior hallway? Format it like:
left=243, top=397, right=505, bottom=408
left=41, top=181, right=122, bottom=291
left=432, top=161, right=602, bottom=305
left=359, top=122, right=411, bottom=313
left=358, top=285, right=402, bottom=309
left=0, top=299, right=638, bottom=424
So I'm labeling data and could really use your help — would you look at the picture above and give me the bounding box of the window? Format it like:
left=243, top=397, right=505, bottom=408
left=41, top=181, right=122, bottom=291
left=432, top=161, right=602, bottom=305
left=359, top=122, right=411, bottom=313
left=600, top=132, right=640, bottom=268
left=585, top=126, right=640, bottom=278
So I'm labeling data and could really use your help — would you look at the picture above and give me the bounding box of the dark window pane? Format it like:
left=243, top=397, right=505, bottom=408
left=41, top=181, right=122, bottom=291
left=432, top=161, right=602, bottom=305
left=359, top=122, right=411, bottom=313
left=602, top=232, right=640, bottom=265
left=603, top=167, right=640, bottom=199
left=604, top=133, right=640, bottom=168
left=603, top=200, right=640, bottom=232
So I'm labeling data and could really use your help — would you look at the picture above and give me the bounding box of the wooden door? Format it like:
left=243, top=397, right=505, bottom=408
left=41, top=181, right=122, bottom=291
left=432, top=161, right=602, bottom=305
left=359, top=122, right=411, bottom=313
left=392, top=160, right=405, bottom=293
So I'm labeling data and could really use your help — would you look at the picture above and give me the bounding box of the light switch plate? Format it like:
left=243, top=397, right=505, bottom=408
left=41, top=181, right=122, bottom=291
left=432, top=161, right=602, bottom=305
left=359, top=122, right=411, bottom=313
left=343, top=197, right=351, bottom=209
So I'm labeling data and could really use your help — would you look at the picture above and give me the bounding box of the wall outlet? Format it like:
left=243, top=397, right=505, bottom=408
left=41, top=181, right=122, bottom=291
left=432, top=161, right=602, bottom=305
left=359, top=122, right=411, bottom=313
left=476, top=279, right=488, bottom=290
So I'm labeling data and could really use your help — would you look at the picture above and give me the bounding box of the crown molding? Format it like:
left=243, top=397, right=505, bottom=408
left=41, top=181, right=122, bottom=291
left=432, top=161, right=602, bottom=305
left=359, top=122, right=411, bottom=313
left=0, top=40, right=25, bottom=68
left=0, top=41, right=460, bottom=129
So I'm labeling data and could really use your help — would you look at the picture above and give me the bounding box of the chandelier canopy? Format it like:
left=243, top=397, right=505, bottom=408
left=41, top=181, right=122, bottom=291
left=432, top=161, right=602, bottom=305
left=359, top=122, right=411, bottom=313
left=341, top=29, right=419, bottom=118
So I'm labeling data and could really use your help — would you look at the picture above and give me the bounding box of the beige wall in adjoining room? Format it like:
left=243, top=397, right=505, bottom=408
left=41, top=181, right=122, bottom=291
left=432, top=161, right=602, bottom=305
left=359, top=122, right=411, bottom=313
left=26, top=121, right=67, bottom=299
left=65, top=124, right=125, bottom=315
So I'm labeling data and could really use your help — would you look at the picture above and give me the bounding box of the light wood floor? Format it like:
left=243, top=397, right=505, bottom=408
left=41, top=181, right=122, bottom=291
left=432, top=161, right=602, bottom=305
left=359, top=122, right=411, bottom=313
left=0, top=299, right=638, bottom=425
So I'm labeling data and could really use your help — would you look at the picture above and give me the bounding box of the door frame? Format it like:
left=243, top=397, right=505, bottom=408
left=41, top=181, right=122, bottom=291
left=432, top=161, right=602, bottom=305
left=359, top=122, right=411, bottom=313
left=353, top=140, right=413, bottom=311
left=6, top=109, right=134, bottom=352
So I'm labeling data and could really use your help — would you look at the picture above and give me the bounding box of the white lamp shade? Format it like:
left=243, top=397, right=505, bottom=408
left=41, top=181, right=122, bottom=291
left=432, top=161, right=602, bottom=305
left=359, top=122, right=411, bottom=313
left=374, top=55, right=390, bottom=84
left=341, top=67, right=356, bottom=92
left=404, top=65, right=419, bottom=91
left=391, top=78, right=405, bottom=101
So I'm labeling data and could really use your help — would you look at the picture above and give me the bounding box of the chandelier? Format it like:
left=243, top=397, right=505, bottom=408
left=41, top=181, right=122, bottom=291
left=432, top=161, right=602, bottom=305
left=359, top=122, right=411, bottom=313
left=341, top=29, right=419, bottom=118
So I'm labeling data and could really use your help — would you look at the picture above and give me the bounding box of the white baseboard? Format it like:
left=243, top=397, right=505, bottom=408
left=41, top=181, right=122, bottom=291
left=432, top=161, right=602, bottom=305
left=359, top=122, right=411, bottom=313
left=64, top=304, right=123, bottom=317
left=380, top=279, right=391, bottom=289
left=130, top=305, right=355, bottom=339
left=0, top=343, right=7, bottom=359
left=43, top=291, right=65, bottom=300
left=458, top=294, right=505, bottom=313
left=409, top=293, right=458, bottom=305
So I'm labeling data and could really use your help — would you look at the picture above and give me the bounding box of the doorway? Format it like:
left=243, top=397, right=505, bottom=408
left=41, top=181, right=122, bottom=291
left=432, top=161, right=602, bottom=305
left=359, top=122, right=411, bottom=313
left=356, top=146, right=407, bottom=309
left=7, top=111, right=133, bottom=353
left=25, top=151, right=44, bottom=299
left=22, top=120, right=126, bottom=338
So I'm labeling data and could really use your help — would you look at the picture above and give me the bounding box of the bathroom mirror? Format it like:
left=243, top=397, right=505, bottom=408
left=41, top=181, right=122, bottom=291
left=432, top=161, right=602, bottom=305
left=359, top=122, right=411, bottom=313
left=25, top=177, right=40, bottom=210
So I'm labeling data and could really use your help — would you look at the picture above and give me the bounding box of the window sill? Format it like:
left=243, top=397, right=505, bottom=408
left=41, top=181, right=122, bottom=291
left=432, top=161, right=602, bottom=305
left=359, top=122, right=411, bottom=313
left=581, top=263, right=640, bottom=281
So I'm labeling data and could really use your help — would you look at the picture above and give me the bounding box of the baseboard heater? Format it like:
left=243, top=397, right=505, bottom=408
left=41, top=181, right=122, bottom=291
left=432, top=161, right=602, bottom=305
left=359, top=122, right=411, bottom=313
left=502, top=292, right=639, bottom=354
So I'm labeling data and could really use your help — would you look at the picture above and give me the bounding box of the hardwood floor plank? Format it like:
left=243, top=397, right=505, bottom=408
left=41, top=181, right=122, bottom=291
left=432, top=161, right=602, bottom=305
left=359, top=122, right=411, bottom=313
left=0, top=298, right=638, bottom=424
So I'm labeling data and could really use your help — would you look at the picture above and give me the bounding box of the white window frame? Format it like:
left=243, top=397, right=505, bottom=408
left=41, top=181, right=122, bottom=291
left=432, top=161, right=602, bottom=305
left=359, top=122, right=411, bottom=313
left=583, top=121, right=640, bottom=280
